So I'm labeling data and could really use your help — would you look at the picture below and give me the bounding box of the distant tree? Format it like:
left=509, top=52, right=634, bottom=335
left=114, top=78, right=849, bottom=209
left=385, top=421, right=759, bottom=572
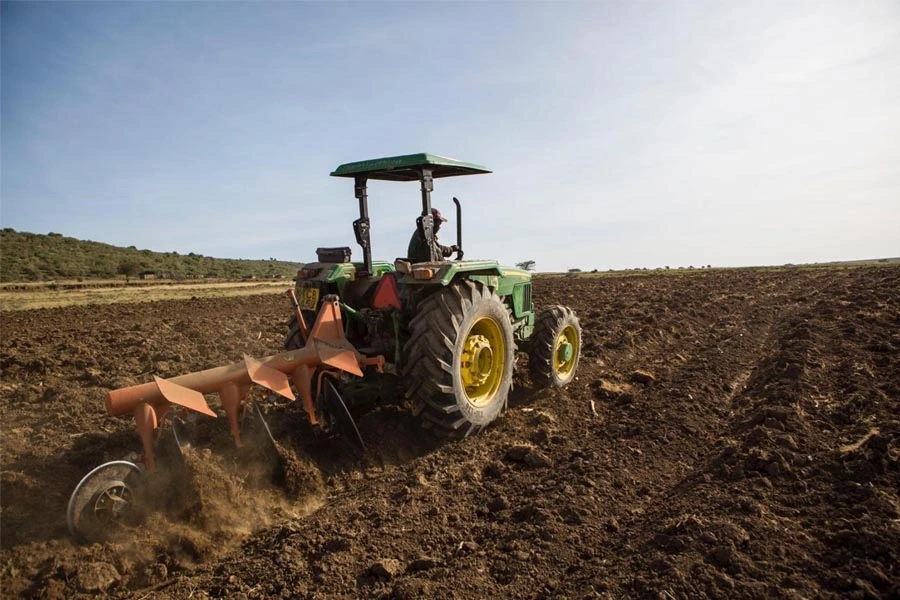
left=117, top=259, right=141, bottom=282
left=515, top=260, right=536, bottom=271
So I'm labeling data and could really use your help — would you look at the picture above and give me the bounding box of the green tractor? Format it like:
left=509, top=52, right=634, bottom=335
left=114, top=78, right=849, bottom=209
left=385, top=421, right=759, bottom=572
left=286, top=153, right=582, bottom=440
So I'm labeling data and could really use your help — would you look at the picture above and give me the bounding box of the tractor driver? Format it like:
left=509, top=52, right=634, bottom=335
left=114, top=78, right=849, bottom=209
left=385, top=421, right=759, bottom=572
left=407, top=207, right=459, bottom=263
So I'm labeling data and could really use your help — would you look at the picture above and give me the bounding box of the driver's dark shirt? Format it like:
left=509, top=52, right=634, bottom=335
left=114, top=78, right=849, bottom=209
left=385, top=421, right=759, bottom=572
left=407, top=229, right=452, bottom=263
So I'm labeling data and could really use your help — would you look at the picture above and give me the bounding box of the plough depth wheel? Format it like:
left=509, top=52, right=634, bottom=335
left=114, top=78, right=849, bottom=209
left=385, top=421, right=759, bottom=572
left=67, top=460, right=144, bottom=543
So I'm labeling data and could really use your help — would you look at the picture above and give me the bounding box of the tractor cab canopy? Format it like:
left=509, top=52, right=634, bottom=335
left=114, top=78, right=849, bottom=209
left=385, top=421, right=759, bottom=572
left=330, top=153, right=491, bottom=181
left=330, top=153, right=491, bottom=275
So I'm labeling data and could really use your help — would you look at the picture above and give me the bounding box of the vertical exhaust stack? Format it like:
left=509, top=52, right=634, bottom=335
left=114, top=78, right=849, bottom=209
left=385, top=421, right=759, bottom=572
left=453, top=196, right=464, bottom=260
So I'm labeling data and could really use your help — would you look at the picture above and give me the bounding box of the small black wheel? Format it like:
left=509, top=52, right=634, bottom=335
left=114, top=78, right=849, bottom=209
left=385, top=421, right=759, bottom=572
left=529, top=305, right=582, bottom=388
left=67, top=461, right=144, bottom=542
left=285, top=313, right=315, bottom=350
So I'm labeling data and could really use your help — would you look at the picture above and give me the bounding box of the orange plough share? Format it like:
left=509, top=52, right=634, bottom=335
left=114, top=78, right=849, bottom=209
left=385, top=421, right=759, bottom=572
left=106, top=297, right=383, bottom=469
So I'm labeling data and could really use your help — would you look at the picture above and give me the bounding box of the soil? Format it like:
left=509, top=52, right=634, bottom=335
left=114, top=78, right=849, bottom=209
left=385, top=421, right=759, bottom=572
left=1, top=266, right=898, bottom=599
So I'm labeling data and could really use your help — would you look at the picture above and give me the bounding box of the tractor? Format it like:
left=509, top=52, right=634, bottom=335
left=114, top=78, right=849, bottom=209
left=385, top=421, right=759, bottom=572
left=67, top=153, right=581, bottom=541
left=286, top=153, right=582, bottom=441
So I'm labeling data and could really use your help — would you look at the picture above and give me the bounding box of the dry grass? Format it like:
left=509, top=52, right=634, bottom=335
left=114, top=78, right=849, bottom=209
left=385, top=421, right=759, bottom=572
left=0, top=281, right=291, bottom=311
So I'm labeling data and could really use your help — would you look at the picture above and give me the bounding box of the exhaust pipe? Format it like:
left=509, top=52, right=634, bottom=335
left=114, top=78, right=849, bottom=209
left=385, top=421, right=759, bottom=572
left=453, top=196, right=464, bottom=260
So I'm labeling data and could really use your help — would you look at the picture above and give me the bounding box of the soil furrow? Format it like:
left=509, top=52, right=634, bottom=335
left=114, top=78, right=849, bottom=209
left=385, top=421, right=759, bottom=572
left=2, top=266, right=897, bottom=599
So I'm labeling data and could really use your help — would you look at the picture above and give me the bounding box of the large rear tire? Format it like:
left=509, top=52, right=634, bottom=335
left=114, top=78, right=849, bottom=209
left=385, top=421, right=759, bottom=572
left=404, top=281, right=514, bottom=439
left=529, top=305, right=582, bottom=388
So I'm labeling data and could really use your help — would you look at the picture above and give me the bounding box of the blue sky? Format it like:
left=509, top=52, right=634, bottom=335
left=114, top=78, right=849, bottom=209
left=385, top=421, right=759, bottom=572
left=2, top=1, right=898, bottom=271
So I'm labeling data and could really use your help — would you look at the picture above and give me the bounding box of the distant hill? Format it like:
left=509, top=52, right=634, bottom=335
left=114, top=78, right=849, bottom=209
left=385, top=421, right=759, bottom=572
left=0, top=229, right=304, bottom=282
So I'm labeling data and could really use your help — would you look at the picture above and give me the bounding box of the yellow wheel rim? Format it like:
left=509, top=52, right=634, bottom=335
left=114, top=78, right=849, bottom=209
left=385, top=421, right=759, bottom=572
left=553, top=324, right=579, bottom=378
left=460, top=317, right=506, bottom=407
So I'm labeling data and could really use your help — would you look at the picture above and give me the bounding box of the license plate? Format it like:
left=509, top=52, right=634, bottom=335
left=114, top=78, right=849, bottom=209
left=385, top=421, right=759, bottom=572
left=298, top=286, right=320, bottom=311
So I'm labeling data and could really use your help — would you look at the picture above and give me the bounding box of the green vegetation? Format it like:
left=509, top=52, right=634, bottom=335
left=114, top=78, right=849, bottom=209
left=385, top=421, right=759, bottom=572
left=0, top=229, right=304, bottom=282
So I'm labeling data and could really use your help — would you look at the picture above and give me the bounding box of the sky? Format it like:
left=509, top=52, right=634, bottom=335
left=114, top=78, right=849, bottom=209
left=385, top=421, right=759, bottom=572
left=2, top=1, right=898, bottom=272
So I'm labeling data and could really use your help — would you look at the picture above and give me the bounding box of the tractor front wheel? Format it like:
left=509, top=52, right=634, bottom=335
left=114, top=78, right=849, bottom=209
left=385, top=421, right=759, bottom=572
left=404, top=281, right=514, bottom=439
left=284, top=311, right=317, bottom=350
left=285, top=316, right=302, bottom=350
left=529, top=305, right=582, bottom=388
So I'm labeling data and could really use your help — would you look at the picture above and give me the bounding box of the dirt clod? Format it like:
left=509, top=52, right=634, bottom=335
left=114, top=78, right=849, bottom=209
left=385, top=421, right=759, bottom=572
left=75, top=561, right=120, bottom=592
left=709, top=544, right=736, bottom=567
left=407, top=556, right=440, bottom=572
left=370, top=558, right=402, bottom=580
left=504, top=443, right=553, bottom=468
left=629, top=370, right=656, bottom=384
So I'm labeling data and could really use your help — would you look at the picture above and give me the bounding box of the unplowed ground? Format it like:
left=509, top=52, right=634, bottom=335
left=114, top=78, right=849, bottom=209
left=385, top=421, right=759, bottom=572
left=2, top=267, right=898, bottom=599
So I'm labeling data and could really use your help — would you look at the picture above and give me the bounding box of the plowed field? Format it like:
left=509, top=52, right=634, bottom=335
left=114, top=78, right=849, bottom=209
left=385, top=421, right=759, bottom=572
left=2, top=266, right=898, bottom=599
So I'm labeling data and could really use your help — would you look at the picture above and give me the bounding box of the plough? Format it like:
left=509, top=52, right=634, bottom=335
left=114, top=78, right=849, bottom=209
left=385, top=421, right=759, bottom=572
left=68, top=296, right=381, bottom=541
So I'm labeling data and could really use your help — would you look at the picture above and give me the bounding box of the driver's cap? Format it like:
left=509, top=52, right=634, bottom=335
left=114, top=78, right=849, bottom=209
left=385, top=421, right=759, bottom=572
left=431, top=208, right=448, bottom=222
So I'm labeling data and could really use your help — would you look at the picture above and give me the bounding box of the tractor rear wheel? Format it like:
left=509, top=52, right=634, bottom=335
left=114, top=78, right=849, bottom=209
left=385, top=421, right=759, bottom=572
left=529, top=306, right=582, bottom=388
left=404, top=281, right=514, bottom=439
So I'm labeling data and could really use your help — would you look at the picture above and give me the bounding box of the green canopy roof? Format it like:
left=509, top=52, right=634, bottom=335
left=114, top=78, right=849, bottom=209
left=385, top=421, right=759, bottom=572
left=330, top=153, right=491, bottom=181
